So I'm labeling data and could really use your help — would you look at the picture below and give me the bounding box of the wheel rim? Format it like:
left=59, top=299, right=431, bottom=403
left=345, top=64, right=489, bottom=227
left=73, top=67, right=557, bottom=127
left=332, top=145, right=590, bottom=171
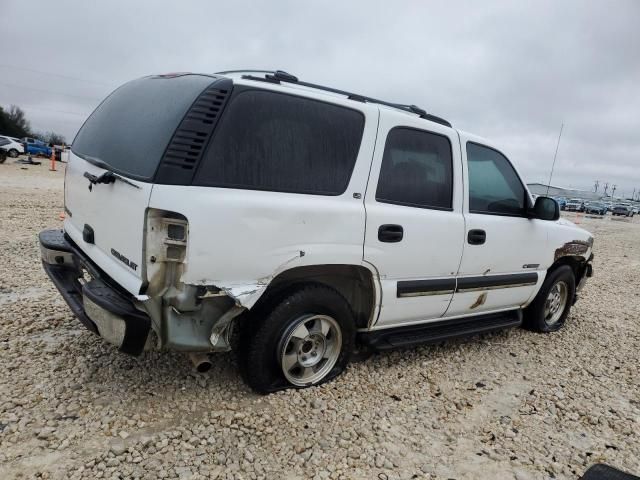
left=544, top=280, right=569, bottom=326
left=279, top=314, right=342, bottom=386
left=9, top=150, right=18, bottom=158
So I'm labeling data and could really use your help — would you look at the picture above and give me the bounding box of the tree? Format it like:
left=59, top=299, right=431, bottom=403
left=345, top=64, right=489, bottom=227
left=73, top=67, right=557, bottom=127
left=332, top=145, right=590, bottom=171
left=34, top=131, right=67, bottom=145
left=0, top=105, right=32, bottom=138
left=5, top=105, right=31, bottom=137
left=0, top=104, right=66, bottom=144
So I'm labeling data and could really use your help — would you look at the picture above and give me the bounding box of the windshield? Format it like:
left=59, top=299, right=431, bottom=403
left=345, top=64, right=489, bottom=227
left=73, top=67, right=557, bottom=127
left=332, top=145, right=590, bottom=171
left=72, top=75, right=216, bottom=181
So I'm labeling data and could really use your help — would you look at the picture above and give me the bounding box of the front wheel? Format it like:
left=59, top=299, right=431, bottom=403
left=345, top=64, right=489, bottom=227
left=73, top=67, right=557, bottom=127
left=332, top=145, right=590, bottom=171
left=523, top=265, right=575, bottom=332
left=238, top=284, right=355, bottom=393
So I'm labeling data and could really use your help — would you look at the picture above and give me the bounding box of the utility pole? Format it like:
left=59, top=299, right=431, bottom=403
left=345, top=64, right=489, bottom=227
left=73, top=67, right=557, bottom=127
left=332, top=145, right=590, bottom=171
left=611, top=184, right=617, bottom=198
left=594, top=180, right=599, bottom=193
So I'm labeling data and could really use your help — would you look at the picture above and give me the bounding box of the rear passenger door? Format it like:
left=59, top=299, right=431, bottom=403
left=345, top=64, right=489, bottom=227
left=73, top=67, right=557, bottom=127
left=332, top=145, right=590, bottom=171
left=364, top=112, right=465, bottom=328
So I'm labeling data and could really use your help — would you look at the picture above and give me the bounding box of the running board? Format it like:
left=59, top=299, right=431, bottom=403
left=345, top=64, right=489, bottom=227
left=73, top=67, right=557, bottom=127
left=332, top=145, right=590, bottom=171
left=359, top=310, right=522, bottom=350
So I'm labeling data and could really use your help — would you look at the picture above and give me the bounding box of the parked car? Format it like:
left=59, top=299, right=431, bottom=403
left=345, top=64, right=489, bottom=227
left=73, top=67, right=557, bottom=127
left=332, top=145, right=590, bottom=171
left=22, top=137, right=52, bottom=157
left=554, top=197, right=567, bottom=210
left=612, top=204, right=633, bottom=217
left=585, top=202, right=607, bottom=215
left=0, top=138, right=8, bottom=164
left=38, top=70, right=594, bottom=393
left=565, top=198, right=585, bottom=212
left=0, top=135, right=25, bottom=157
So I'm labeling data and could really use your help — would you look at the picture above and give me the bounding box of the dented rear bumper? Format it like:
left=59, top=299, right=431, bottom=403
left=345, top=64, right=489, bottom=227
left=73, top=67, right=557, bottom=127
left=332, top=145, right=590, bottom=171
left=39, top=229, right=152, bottom=355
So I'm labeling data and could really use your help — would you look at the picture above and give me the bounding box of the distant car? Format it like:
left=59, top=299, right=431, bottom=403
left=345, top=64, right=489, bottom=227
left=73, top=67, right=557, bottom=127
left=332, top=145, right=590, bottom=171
left=0, top=138, right=9, bottom=163
left=0, top=135, right=25, bottom=158
left=22, top=137, right=52, bottom=157
left=612, top=205, right=633, bottom=217
left=585, top=202, right=607, bottom=215
left=554, top=197, right=567, bottom=210
left=565, top=198, right=584, bottom=212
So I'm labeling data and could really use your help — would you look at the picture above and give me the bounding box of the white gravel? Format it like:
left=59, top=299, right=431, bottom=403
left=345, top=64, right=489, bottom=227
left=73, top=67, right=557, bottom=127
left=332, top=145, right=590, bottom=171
left=1, top=160, right=639, bottom=480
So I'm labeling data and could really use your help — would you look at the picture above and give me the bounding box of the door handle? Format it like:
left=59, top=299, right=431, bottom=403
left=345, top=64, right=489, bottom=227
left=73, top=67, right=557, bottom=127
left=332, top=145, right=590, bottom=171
left=378, top=224, right=404, bottom=243
left=467, top=229, right=486, bottom=245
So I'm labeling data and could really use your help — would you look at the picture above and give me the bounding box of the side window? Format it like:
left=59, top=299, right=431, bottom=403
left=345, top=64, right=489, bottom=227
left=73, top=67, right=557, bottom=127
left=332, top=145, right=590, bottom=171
left=467, top=142, right=525, bottom=215
left=375, top=127, right=453, bottom=210
left=194, top=90, right=365, bottom=195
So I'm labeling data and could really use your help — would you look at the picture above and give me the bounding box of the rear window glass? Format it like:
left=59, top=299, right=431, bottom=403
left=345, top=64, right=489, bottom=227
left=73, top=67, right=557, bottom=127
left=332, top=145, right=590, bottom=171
left=194, top=90, right=365, bottom=195
left=72, top=75, right=214, bottom=181
left=376, top=127, right=453, bottom=210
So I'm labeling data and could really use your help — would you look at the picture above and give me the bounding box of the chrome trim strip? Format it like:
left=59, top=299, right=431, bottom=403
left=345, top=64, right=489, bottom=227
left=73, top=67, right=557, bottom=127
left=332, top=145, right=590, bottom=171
left=456, top=282, right=537, bottom=293
left=398, top=289, right=454, bottom=298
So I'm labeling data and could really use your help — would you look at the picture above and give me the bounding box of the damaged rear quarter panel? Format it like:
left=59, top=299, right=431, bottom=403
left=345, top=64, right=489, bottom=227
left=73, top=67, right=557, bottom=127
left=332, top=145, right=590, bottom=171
left=148, top=170, right=377, bottom=310
left=147, top=186, right=368, bottom=310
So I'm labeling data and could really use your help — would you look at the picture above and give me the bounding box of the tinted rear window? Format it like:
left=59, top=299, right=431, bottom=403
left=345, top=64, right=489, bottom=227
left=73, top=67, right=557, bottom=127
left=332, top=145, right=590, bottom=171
left=376, top=127, right=453, bottom=210
left=194, top=90, right=365, bottom=195
left=72, top=75, right=215, bottom=180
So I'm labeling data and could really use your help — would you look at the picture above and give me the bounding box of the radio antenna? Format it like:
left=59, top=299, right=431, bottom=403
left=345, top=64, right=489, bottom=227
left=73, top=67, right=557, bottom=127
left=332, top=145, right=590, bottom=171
left=546, top=123, right=564, bottom=196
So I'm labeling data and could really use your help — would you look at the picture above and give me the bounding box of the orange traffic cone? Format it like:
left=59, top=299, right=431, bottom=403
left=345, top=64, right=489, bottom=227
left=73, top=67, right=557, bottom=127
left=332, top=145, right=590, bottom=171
left=49, top=148, right=56, bottom=172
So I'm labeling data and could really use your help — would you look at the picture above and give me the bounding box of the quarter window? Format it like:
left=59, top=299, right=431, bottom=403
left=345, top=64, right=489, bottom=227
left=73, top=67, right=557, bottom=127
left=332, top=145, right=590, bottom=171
left=375, top=127, right=453, bottom=210
left=194, top=90, right=365, bottom=195
left=466, top=142, right=525, bottom=215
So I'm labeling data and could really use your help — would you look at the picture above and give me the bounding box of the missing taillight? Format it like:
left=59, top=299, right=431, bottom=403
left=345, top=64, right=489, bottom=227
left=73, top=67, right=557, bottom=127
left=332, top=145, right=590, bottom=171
left=167, top=224, right=186, bottom=241
left=166, top=246, right=182, bottom=260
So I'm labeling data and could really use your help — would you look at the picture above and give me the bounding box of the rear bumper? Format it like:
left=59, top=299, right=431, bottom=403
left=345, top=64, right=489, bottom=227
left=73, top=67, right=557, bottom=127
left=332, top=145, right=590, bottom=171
left=39, top=229, right=151, bottom=355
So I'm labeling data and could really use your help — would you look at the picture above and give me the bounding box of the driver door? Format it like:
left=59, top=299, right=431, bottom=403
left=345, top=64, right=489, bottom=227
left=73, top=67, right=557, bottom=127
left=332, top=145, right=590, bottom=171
left=446, top=132, right=547, bottom=316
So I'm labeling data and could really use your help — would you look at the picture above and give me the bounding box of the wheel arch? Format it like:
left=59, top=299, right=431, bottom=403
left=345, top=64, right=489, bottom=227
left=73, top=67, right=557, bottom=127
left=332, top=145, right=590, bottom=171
left=548, top=255, right=585, bottom=283
left=250, top=264, right=378, bottom=329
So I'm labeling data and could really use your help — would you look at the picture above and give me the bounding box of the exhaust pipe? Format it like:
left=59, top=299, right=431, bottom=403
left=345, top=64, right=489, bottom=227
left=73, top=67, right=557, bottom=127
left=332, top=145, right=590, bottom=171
left=188, top=352, right=212, bottom=373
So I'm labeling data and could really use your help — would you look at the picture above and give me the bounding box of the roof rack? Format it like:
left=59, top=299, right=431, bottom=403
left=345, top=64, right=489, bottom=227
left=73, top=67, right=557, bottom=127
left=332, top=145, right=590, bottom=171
left=215, top=69, right=452, bottom=128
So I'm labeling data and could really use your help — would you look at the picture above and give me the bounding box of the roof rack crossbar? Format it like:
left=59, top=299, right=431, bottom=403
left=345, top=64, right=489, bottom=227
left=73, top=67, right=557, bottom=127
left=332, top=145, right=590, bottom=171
left=226, top=70, right=452, bottom=128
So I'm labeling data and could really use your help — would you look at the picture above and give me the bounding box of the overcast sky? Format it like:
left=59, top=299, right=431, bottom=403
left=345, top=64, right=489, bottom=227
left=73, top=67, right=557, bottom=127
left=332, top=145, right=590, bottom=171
left=1, top=0, right=639, bottom=196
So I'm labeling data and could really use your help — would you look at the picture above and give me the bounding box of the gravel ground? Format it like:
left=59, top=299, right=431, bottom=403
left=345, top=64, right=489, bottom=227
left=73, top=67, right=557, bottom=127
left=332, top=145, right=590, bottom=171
left=1, top=160, right=639, bottom=480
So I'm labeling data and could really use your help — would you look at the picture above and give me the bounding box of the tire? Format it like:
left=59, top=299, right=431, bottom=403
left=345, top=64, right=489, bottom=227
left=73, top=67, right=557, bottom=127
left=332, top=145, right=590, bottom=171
left=238, top=284, right=355, bottom=394
left=523, top=265, right=575, bottom=333
left=8, top=149, right=19, bottom=158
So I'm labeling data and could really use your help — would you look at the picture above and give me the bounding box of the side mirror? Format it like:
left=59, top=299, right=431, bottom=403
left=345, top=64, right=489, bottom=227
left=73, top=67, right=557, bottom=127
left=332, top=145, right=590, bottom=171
left=532, top=196, right=560, bottom=221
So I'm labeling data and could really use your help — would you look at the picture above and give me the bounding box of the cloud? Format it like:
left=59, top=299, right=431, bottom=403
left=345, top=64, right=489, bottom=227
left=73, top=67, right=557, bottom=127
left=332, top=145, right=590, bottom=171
left=1, top=0, right=638, bottom=194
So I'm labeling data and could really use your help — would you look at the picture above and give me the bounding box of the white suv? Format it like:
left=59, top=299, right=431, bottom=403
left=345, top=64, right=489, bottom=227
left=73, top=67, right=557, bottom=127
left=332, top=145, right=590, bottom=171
left=0, top=135, right=25, bottom=158
left=39, top=70, right=594, bottom=393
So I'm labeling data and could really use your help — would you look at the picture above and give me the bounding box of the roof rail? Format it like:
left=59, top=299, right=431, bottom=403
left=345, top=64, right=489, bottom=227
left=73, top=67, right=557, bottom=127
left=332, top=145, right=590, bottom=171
left=217, top=69, right=452, bottom=128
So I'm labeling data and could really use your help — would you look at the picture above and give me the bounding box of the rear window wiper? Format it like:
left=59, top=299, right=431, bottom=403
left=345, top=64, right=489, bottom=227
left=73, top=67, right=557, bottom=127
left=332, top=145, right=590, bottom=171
left=83, top=170, right=140, bottom=190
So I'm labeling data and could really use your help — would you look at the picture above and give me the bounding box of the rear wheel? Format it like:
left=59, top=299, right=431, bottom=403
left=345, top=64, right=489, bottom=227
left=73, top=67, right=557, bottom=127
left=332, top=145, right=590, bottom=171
left=8, top=149, right=19, bottom=158
left=238, top=284, right=355, bottom=393
left=524, top=265, right=575, bottom=332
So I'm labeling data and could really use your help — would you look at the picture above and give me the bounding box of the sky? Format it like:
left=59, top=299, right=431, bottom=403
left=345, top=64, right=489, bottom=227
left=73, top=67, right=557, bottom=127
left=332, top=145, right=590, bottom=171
left=1, top=0, right=639, bottom=197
